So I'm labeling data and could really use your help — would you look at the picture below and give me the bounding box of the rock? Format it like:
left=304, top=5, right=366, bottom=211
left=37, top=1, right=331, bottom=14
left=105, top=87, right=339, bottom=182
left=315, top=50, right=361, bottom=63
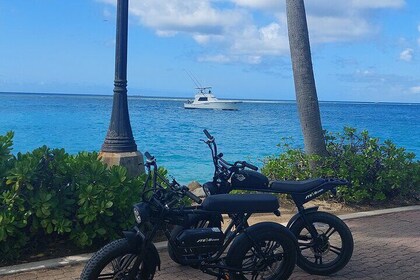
left=188, top=181, right=202, bottom=191
left=192, top=187, right=206, bottom=198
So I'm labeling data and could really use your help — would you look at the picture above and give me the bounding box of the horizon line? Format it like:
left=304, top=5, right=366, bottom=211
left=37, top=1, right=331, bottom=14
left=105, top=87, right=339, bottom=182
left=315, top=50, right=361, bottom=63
left=0, top=91, right=419, bottom=105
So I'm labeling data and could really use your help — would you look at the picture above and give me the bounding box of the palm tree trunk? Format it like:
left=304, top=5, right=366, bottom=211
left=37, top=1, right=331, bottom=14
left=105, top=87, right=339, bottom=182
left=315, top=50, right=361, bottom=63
left=286, top=0, right=327, bottom=157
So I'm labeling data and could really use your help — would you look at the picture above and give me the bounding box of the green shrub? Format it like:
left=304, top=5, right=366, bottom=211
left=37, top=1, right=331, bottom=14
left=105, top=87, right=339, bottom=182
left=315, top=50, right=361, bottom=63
left=69, top=153, right=145, bottom=247
left=262, top=127, right=420, bottom=203
left=0, top=132, right=148, bottom=263
left=0, top=131, right=14, bottom=179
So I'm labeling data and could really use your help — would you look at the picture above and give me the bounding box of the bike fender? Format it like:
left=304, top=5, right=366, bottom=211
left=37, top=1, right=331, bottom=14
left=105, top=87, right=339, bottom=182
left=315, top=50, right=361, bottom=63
left=145, top=242, right=161, bottom=271
left=123, top=227, right=161, bottom=271
left=123, top=226, right=145, bottom=249
left=286, top=206, right=319, bottom=228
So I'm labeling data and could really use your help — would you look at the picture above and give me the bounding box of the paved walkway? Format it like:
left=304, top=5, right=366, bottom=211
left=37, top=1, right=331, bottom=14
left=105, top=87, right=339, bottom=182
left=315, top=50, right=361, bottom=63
left=2, top=208, right=420, bottom=280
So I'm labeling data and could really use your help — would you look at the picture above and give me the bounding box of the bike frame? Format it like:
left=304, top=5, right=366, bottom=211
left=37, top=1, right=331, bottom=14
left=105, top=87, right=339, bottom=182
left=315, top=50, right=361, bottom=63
left=203, top=132, right=340, bottom=240
left=140, top=155, right=278, bottom=278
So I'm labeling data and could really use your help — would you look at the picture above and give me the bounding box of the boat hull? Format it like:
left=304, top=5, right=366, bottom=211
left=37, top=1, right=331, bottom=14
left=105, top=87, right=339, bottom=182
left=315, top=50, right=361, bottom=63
left=184, top=101, right=240, bottom=111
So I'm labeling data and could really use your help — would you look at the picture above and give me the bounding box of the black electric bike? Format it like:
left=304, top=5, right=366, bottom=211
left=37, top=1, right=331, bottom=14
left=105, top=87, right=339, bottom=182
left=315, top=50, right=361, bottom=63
left=81, top=152, right=298, bottom=280
left=168, top=130, right=353, bottom=276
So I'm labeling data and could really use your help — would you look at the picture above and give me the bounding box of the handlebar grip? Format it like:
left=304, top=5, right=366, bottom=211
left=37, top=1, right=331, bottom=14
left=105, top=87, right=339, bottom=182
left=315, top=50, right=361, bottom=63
left=144, top=152, right=153, bottom=160
left=185, top=190, right=202, bottom=204
left=219, top=159, right=231, bottom=169
left=203, top=129, right=213, bottom=140
left=243, top=161, right=258, bottom=171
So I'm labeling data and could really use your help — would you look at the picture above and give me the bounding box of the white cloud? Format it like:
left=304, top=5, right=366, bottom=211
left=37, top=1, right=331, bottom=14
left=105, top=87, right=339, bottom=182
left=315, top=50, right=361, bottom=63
left=400, top=48, right=413, bottom=61
left=198, top=54, right=231, bottom=63
left=409, top=86, right=420, bottom=94
left=307, top=16, right=372, bottom=43
left=102, top=8, right=113, bottom=20
left=231, top=0, right=405, bottom=12
left=230, top=23, right=289, bottom=56
left=232, top=0, right=282, bottom=10
left=303, top=0, right=404, bottom=43
left=98, top=0, right=406, bottom=64
left=131, top=1, right=245, bottom=35
left=350, top=0, right=405, bottom=9
left=356, top=69, right=374, bottom=76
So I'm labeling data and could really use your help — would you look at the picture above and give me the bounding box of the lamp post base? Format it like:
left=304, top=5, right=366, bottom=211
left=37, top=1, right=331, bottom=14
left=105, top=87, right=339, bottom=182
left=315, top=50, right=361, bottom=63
left=99, top=151, right=145, bottom=177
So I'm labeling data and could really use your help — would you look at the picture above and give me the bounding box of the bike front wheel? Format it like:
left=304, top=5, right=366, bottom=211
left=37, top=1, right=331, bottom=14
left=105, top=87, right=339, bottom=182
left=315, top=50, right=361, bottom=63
left=80, top=238, right=156, bottom=280
left=289, top=211, right=353, bottom=275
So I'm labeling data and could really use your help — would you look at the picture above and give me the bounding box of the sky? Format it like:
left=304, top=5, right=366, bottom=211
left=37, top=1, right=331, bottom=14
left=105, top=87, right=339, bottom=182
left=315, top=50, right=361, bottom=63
left=1, top=0, right=420, bottom=102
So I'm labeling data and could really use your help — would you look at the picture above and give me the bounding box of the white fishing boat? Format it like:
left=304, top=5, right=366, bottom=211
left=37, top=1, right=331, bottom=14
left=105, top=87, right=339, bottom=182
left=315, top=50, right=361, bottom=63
left=184, top=87, right=241, bottom=110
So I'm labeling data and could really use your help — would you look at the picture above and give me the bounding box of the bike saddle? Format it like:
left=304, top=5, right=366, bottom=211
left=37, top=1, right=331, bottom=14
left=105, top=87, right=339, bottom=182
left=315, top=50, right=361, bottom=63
left=268, top=178, right=328, bottom=194
left=202, top=194, right=279, bottom=213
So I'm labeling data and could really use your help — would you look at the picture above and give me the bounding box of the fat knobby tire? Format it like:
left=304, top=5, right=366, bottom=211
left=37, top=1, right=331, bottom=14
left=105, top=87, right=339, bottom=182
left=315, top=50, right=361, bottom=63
left=80, top=238, right=155, bottom=280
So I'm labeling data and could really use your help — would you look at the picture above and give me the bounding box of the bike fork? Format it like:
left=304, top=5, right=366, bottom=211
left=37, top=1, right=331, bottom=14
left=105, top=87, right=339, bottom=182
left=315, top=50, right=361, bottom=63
left=297, top=205, right=319, bottom=238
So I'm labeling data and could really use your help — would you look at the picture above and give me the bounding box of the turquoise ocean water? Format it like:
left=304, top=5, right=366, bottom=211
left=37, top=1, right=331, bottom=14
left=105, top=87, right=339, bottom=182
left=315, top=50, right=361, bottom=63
left=1, top=92, right=419, bottom=184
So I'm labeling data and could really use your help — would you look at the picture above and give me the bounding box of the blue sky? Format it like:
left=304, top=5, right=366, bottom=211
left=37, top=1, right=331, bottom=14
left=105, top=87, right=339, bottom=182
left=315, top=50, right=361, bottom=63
left=1, top=0, right=420, bottom=102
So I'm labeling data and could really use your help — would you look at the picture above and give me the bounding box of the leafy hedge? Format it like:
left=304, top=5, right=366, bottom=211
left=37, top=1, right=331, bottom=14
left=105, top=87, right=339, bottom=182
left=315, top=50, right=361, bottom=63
left=2, top=128, right=419, bottom=263
left=262, top=127, right=420, bottom=203
left=0, top=131, right=147, bottom=263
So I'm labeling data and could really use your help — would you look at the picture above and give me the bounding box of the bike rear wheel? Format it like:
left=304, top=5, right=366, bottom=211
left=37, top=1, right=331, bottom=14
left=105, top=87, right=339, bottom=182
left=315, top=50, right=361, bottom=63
left=289, top=211, right=353, bottom=275
left=226, top=222, right=297, bottom=280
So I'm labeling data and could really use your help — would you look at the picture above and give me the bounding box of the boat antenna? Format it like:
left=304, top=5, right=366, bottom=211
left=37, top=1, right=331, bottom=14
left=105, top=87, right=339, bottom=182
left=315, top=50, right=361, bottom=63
left=184, top=69, right=203, bottom=89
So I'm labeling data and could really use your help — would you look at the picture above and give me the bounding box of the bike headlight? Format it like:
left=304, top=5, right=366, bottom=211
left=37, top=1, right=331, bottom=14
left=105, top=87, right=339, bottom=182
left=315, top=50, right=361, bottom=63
left=133, top=206, right=142, bottom=224
left=132, top=202, right=150, bottom=224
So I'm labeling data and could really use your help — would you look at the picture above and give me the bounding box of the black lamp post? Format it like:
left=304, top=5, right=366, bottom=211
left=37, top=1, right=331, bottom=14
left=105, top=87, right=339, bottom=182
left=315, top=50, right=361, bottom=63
left=100, top=0, right=144, bottom=175
left=102, top=0, right=135, bottom=152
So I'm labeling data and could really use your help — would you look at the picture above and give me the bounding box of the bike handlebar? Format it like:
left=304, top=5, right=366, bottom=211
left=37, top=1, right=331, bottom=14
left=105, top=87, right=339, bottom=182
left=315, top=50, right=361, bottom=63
left=144, top=151, right=153, bottom=160
left=142, top=153, right=202, bottom=206
left=242, top=161, right=258, bottom=171
left=185, top=189, right=202, bottom=204
left=203, top=130, right=259, bottom=173
left=203, top=129, right=213, bottom=140
left=218, top=157, right=232, bottom=169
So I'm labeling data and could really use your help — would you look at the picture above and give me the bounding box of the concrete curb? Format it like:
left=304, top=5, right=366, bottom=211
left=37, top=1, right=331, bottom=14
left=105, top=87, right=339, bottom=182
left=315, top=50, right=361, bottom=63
left=338, top=205, right=420, bottom=220
left=0, top=241, right=168, bottom=276
left=1, top=205, right=419, bottom=276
